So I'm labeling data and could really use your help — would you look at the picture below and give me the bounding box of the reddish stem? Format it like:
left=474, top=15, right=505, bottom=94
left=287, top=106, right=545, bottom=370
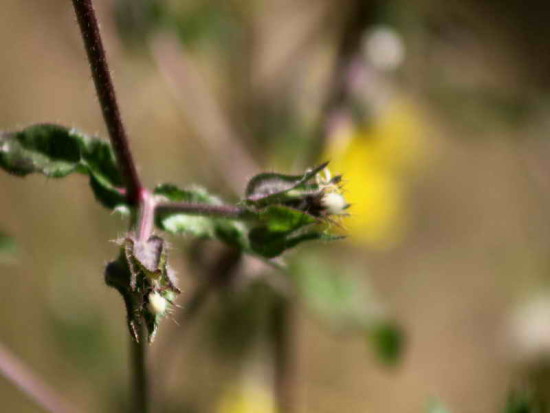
left=71, top=0, right=142, bottom=206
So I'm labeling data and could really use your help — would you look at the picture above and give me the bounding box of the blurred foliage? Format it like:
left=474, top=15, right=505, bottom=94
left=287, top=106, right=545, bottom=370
left=368, top=321, right=404, bottom=366
left=115, top=0, right=241, bottom=52
left=290, top=250, right=404, bottom=365
left=0, top=231, right=15, bottom=258
left=504, top=390, right=543, bottom=413
left=427, top=399, right=452, bottom=413
left=206, top=281, right=277, bottom=360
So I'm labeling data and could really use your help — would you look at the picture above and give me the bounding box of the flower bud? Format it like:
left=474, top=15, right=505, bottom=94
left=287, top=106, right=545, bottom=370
left=147, top=291, right=168, bottom=316
left=321, top=192, right=348, bottom=215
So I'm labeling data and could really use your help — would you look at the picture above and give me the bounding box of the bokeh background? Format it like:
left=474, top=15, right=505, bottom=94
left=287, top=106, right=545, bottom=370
left=2, top=0, right=550, bottom=411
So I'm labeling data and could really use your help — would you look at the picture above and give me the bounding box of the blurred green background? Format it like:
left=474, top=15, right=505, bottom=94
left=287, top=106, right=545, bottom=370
left=2, top=0, right=550, bottom=411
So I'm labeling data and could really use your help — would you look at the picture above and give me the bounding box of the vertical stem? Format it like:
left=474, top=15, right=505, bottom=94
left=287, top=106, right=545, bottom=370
left=131, top=190, right=155, bottom=413
left=70, top=1, right=149, bottom=411
left=71, top=0, right=142, bottom=206
left=131, top=327, right=150, bottom=413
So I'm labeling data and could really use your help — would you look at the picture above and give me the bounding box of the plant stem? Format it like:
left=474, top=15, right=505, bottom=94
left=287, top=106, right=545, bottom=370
left=155, top=202, right=251, bottom=220
left=0, top=342, right=76, bottom=413
left=137, top=190, right=155, bottom=241
left=71, top=1, right=149, bottom=411
left=131, top=190, right=155, bottom=413
left=71, top=0, right=142, bottom=206
left=130, top=326, right=150, bottom=413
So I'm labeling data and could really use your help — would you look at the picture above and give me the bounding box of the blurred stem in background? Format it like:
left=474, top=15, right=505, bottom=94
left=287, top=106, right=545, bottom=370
left=0, top=342, right=76, bottom=413
left=271, top=1, right=376, bottom=411
left=271, top=296, right=296, bottom=413
left=305, top=0, right=375, bottom=166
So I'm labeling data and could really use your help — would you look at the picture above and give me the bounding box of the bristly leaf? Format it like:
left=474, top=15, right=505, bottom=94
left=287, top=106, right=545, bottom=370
left=0, top=124, right=125, bottom=209
left=248, top=227, right=341, bottom=258
left=154, top=183, right=249, bottom=248
left=248, top=205, right=340, bottom=258
left=105, top=234, right=180, bottom=342
left=258, top=205, right=317, bottom=232
left=245, top=162, right=328, bottom=206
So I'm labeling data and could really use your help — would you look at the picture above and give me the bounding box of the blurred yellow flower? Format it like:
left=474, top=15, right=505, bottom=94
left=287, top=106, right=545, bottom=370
left=217, top=383, right=275, bottom=413
left=326, top=97, right=426, bottom=248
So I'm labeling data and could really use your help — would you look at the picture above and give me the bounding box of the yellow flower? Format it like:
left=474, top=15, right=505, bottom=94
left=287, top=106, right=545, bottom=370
left=326, top=97, right=426, bottom=248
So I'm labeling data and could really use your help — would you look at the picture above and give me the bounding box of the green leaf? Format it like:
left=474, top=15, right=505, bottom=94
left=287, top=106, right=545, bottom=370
left=258, top=205, right=316, bottom=232
left=248, top=228, right=289, bottom=258
left=0, top=124, right=83, bottom=177
left=0, top=124, right=125, bottom=209
left=245, top=162, right=328, bottom=206
left=249, top=227, right=342, bottom=258
left=153, top=183, right=248, bottom=248
left=247, top=204, right=340, bottom=258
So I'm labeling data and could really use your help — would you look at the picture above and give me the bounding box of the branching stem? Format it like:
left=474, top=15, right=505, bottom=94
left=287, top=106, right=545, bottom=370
left=71, top=1, right=149, bottom=411
left=155, top=202, right=251, bottom=220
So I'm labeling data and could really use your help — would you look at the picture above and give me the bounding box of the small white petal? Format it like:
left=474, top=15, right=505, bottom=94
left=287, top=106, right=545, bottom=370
left=148, top=292, right=168, bottom=316
left=321, top=192, right=347, bottom=215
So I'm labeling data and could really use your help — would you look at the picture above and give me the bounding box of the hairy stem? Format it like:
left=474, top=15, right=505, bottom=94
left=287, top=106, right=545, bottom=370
left=0, top=342, right=76, bottom=413
left=71, top=0, right=142, bottom=206
left=71, top=1, right=149, bottom=411
left=130, top=189, right=155, bottom=413
left=155, top=202, right=251, bottom=220
left=137, top=190, right=155, bottom=242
